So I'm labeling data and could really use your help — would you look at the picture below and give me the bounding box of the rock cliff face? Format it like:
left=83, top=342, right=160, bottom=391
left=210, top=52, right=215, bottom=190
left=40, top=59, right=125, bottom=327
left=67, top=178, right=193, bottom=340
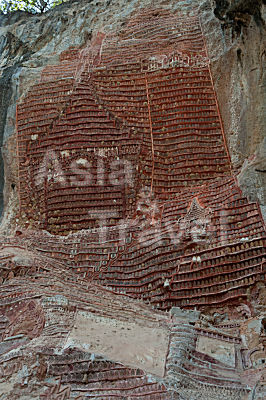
left=0, top=1, right=265, bottom=399
left=199, top=0, right=266, bottom=215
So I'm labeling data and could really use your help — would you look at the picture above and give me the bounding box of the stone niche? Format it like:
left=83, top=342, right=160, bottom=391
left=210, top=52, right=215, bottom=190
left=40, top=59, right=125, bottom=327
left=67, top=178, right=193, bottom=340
left=196, top=335, right=236, bottom=366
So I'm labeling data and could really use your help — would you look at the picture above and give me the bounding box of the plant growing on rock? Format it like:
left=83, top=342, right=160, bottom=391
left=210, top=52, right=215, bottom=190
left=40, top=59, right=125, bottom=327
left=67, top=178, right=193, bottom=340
left=0, top=0, right=66, bottom=13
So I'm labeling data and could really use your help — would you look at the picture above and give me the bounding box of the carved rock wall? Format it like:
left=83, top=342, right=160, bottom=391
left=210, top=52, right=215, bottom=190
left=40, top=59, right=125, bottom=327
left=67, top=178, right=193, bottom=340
left=0, top=1, right=265, bottom=399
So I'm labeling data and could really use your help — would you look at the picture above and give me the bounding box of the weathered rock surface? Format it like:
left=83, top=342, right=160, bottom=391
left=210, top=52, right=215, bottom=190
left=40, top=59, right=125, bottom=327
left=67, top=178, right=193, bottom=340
left=200, top=0, right=266, bottom=210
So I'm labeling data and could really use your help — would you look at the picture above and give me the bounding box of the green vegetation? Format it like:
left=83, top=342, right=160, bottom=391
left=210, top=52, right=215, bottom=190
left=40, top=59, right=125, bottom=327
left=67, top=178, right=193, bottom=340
left=0, top=0, right=67, bottom=14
